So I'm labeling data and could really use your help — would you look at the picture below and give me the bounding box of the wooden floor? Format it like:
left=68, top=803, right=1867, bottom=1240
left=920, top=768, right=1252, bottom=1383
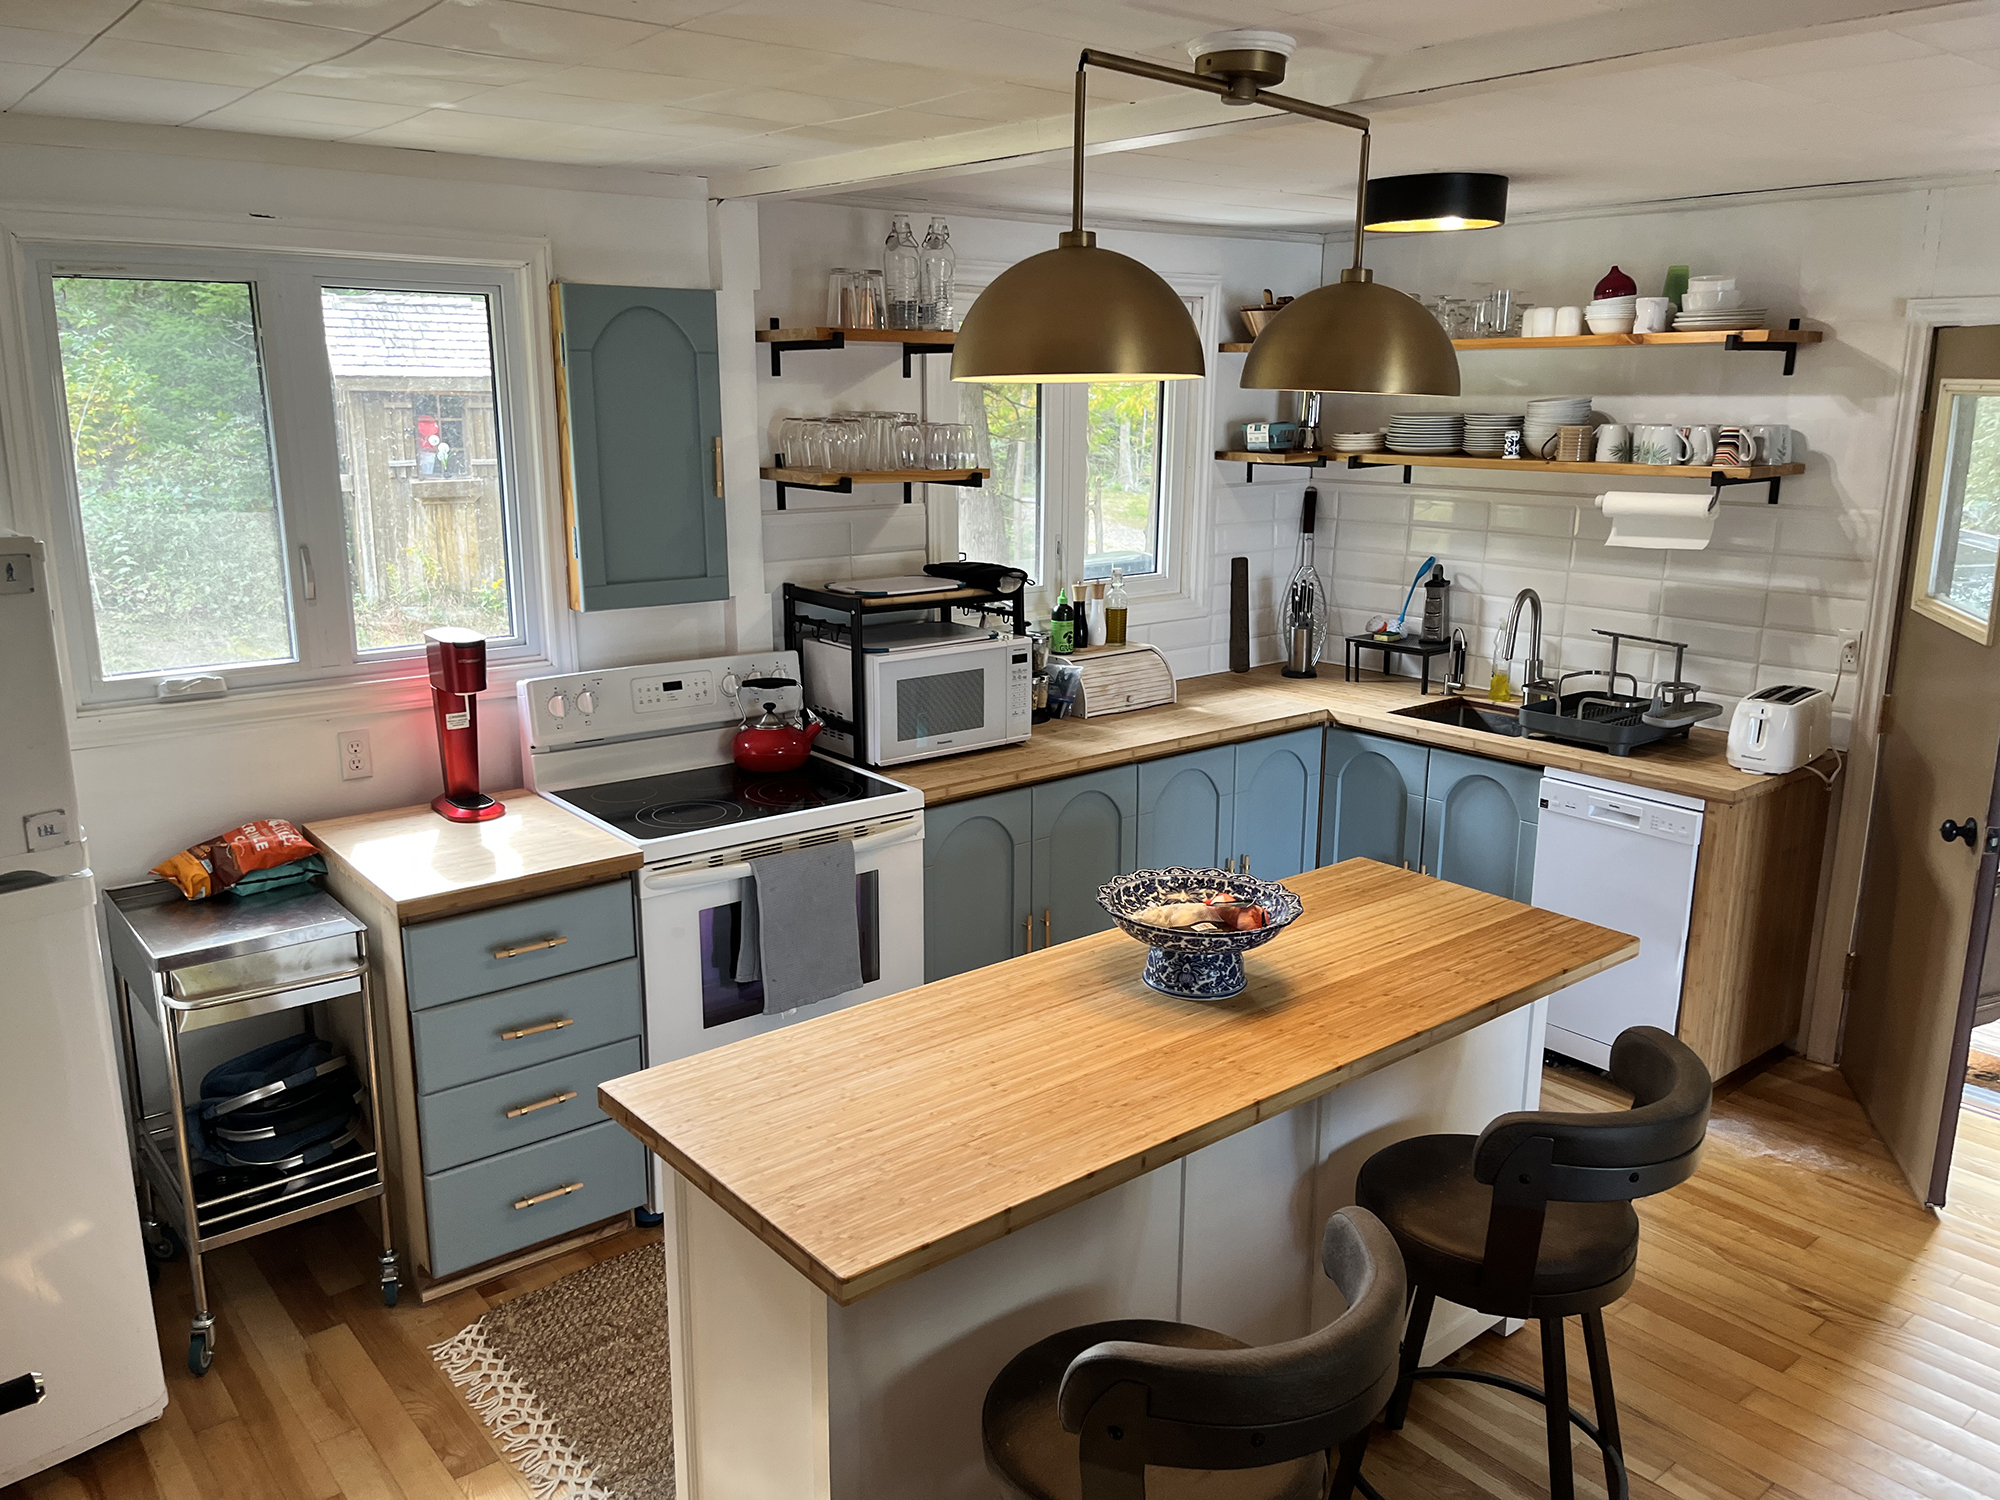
left=11, top=1055, right=2000, bottom=1500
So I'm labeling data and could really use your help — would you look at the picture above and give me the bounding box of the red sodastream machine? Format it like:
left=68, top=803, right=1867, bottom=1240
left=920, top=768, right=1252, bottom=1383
left=425, top=627, right=505, bottom=824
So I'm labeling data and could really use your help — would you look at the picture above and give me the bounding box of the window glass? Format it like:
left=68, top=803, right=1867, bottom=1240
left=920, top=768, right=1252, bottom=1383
left=51, top=276, right=292, bottom=677
left=322, top=287, right=513, bottom=653
left=962, top=381, right=1041, bottom=580
left=1926, top=390, right=2000, bottom=627
left=1085, top=380, right=1162, bottom=578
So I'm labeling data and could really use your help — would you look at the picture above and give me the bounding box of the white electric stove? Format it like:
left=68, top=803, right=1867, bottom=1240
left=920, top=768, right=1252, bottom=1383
left=518, top=653, right=925, bottom=1076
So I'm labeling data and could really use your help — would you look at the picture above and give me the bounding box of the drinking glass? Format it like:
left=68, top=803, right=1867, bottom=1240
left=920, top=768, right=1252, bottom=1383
left=776, top=417, right=808, bottom=468
left=845, top=270, right=884, bottom=330
left=826, top=270, right=852, bottom=328
left=892, top=419, right=926, bottom=470
left=824, top=416, right=864, bottom=472
left=792, top=419, right=829, bottom=470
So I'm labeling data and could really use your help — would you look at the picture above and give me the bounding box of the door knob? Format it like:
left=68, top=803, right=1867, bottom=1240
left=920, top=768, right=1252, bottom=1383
left=1942, top=818, right=1979, bottom=848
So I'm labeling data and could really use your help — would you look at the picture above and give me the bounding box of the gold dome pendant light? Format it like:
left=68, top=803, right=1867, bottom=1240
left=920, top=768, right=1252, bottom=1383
left=952, top=35, right=1458, bottom=397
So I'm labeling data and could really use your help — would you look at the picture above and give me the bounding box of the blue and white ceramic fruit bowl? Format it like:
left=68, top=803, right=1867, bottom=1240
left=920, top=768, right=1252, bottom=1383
left=1096, top=867, right=1304, bottom=1000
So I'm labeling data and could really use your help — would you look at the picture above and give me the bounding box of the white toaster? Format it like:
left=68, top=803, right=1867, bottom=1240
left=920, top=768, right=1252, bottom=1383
left=1727, top=685, right=1832, bottom=773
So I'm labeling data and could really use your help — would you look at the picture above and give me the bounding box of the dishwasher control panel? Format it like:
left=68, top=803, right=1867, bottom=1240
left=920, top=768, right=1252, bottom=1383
left=1538, top=784, right=1700, bottom=845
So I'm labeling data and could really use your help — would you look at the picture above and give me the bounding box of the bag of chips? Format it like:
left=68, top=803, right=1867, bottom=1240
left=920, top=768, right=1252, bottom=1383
left=152, top=819, right=319, bottom=900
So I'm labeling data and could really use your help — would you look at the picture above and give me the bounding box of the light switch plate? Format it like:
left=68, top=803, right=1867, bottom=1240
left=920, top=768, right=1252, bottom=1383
left=25, top=809, right=71, bottom=851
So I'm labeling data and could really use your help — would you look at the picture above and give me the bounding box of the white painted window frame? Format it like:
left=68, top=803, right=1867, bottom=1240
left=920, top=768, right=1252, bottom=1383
left=1908, top=377, right=2000, bottom=646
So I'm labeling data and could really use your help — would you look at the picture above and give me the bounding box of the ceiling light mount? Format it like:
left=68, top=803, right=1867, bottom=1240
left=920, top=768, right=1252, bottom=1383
left=1188, top=29, right=1296, bottom=103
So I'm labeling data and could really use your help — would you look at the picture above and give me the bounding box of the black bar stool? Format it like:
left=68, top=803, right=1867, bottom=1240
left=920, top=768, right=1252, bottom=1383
left=981, top=1206, right=1406, bottom=1499
left=1353, top=1025, right=1713, bottom=1500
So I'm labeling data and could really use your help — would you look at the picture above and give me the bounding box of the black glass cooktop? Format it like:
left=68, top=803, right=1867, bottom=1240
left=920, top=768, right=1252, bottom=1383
left=548, top=759, right=906, bottom=839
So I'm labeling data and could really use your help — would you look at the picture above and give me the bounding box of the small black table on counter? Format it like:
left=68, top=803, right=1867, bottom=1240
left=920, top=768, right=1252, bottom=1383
left=1343, top=633, right=1454, bottom=694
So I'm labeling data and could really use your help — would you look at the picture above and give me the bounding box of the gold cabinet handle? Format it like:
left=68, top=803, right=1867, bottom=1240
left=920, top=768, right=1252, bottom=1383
left=1023, top=913, right=1033, bottom=953
left=1043, top=908, right=1051, bottom=947
left=500, top=1017, right=574, bottom=1041
left=513, top=1182, right=584, bottom=1210
left=494, top=935, right=568, bottom=960
left=506, top=1090, right=577, bottom=1119
left=713, top=435, right=724, bottom=497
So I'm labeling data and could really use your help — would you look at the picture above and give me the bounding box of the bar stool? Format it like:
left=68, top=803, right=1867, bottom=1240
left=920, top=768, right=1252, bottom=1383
left=1353, top=1025, right=1712, bottom=1500
left=981, top=1206, right=1405, bottom=1500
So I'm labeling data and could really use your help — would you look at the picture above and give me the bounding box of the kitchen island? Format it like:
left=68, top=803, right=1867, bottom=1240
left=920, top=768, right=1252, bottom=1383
left=600, top=858, right=1636, bottom=1500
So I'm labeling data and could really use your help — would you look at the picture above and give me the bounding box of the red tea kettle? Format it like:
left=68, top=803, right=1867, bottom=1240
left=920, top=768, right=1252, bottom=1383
left=732, top=679, right=823, bottom=773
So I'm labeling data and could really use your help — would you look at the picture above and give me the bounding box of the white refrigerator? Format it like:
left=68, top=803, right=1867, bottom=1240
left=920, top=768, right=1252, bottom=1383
left=0, top=532, right=166, bottom=1485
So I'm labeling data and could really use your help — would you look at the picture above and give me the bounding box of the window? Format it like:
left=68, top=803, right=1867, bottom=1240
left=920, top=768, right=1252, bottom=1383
left=1912, top=378, right=2000, bottom=645
left=30, top=246, right=539, bottom=704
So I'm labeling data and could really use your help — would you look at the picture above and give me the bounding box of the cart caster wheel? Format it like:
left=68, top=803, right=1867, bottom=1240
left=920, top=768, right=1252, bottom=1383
left=188, top=1331, right=213, bottom=1377
left=143, top=1219, right=182, bottom=1263
left=634, top=1208, right=663, bottom=1229
left=382, top=1279, right=399, bottom=1308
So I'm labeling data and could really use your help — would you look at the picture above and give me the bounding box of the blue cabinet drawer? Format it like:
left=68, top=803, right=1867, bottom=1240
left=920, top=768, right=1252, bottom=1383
left=424, top=1119, right=647, bottom=1277
left=412, top=958, right=643, bottom=1094
left=420, top=1038, right=643, bottom=1174
left=404, top=881, right=635, bottom=1010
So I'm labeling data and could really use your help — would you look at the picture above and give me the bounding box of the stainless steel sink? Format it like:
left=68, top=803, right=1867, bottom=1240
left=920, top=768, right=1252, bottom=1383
left=1389, top=698, right=1526, bottom=737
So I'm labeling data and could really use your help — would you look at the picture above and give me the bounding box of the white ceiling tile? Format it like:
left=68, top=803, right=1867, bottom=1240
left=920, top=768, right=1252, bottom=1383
left=15, top=67, right=251, bottom=122
left=445, top=80, right=711, bottom=129
left=389, top=0, right=663, bottom=62
left=519, top=0, right=739, bottom=19
left=0, top=22, right=89, bottom=65
left=105, top=2, right=361, bottom=68
left=0, top=0, right=132, bottom=35
left=680, top=0, right=1071, bottom=79
left=1710, top=28, right=1936, bottom=78
left=1891, top=12, right=2000, bottom=54
left=197, top=86, right=425, bottom=130
left=69, top=35, right=298, bottom=87
left=673, top=85, right=886, bottom=126
left=0, top=60, right=51, bottom=106
left=173, top=0, right=439, bottom=30
left=910, top=80, right=1072, bottom=121
left=289, top=37, right=564, bottom=103
left=1764, top=52, right=2000, bottom=103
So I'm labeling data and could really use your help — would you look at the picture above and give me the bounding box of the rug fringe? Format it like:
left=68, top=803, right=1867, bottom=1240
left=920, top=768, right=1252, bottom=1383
left=432, top=1322, right=612, bottom=1500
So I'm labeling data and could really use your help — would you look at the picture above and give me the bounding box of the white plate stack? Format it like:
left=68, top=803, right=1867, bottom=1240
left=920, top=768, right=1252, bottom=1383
left=1463, top=413, right=1523, bottom=457
left=1327, top=430, right=1385, bottom=455
left=1522, top=396, right=1592, bottom=460
left=1385, top=412, right=1465, bottom=455
left=1585, top=296, right=1637, bottom=334
left=1673, top=274, right=1766, bottom=331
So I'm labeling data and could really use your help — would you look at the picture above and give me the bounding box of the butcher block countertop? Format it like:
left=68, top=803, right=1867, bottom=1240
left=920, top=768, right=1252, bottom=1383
left=306, top=791, right=641, bottom=921
left=898, top=665, right=1801, bottom=807
left=599, top=859, right=1637, bottom=1305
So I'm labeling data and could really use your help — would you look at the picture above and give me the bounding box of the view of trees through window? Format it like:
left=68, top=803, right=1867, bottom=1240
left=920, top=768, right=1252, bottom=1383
left=1084, top=381, right=1162, bottom=578
left=962, top=381, right=1040, bottom=580
left=1935, top=392, right=2000, bottom=621
left=52, top=277, right=293, bottom=677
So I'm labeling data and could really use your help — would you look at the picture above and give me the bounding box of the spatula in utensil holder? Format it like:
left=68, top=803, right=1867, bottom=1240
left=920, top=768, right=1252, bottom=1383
left=1281, top=486, right=1330, bottom=678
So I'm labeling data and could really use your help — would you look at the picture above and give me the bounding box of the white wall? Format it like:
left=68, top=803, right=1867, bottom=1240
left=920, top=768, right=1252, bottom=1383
left=753, top=199, right=1326, bottom=677
left=0, top=119, right=758, bottom=882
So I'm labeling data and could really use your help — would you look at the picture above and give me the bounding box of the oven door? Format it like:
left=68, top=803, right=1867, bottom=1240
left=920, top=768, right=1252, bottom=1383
left=636, top=817, right=925, bottom=1070
left=868, top=641, right=1013, bottom=765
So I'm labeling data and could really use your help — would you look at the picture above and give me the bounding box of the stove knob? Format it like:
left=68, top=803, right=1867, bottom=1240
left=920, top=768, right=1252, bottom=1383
left=547, top=690, right=570, bottom=720
left=576, top=688, right=597, bottom=716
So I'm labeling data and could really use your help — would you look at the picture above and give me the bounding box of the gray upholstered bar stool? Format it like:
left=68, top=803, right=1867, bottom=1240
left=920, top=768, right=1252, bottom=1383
left=1353, top=1025, right=1712, bottom=1500
left=981, top=1206, right=1405, bottom=1500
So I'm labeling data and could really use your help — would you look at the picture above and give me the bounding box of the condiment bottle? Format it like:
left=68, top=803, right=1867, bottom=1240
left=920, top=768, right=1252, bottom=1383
left=1488, top=621, right=1511, bottom=703
left=1049, top=586, right=1074, bottom=655
left=1085, top=579, right=1106, bottom=648
left=1104, top=567, right=1129, bottom=645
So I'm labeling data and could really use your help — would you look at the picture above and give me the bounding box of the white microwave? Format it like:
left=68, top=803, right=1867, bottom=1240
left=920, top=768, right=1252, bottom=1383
left=800, top=624, right=1032, bottom=766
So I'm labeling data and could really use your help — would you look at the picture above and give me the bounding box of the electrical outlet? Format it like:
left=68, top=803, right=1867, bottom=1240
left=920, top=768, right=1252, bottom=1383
left=338, top=729, right=372, bottom=781
left=1838, top=631, right=1863, bottom=672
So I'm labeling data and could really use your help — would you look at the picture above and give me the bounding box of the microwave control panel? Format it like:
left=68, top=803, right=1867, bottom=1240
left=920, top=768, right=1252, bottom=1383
left=1007, top=645, right=1033, bottom=736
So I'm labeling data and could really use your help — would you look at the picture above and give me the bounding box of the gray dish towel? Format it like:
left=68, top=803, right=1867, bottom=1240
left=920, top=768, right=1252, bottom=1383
left=752, top=840, right=862, bottom=1014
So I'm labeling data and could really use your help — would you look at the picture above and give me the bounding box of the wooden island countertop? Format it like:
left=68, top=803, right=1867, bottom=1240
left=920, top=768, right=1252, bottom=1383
left=896, top=664, right=1809, bottom=808
left=599, top=858, right=1636, bottom=1306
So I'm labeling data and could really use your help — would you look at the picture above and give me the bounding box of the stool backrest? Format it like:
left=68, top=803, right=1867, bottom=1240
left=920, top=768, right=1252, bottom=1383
left=1055, top=1206, right=1405, bottom=1495
left=1471, top=1026, right=1712, bottom=1312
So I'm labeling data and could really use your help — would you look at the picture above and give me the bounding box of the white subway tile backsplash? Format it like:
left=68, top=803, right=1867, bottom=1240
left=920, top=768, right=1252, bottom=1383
left=1339, top=490, right=1415, bottom=524
left=1663, top=549, right=1773, bottom=590
left=1332, top=519, right=1409, bottom=554
left=1759, top=627, right=1842, bottom=672
left=1570, top=572, right=1663, bottom=615
left=1660, top=580, right=1765, bottom=626
left=1413, top=496, right=1490, bottom=528
left=1762, top=589, right=1869, bottom=635
left=1658, top=617, right=1762, bottom=661
left=1407, top=527, right=1486, bottom=562
left=1490, top=502, right=1579, bottom=538
left=1777, top=507, right=1878, bottom=559
left=1332, top=548, right=1418, bottom=584
left=1487, top=533, right=1574, bottom=569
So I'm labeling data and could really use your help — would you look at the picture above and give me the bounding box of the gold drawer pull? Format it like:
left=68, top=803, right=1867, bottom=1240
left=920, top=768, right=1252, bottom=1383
left=494, top=935, right=568, bottom=960
left=514, top=1182, right=584, bottom=1210
left=506, top=1090, right=577, bottom=1119
left=500, top=1017, right=574, bottom=1041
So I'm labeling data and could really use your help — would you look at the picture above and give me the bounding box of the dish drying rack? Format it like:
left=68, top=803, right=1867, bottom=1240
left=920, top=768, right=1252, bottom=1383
left=1519, top=629, right=1723, bottom=756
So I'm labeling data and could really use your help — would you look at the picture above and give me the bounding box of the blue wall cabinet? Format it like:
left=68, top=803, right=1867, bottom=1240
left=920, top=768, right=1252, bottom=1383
left=1032, top=767, right=1139, bottom=947
left=1233, top=729, right=1323, bottom=880
left=553, top=283, right=728, bottom=611
left=922, top=790, right=1032, bottom=982
left=1320, top=728, right=1428, bottom=872
left=1137, top=746, right=1235, bottom=871
left=1422, top=747, right=1542, bottom=902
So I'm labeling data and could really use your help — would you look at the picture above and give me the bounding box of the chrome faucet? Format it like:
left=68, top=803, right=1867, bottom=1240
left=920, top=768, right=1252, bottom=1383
left=1503, top=589, right=1545, bottom=696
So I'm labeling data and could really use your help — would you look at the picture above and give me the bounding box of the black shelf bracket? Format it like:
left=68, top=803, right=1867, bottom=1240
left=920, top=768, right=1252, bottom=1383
left=771, top=470, right=852, bottom=510
left=1710, top=471, right=1785, bottom=504
left=1724, top=317, right=1806, bottom=377
left=1240, top=458, right=1326, bottom=483
left=770, top=460, right=987, bottom=509
left=900, top=343, right=949, bottom=378
left=1343, top=457, right=1412, bottom=483
left=766, top=316, right=844, bottom=377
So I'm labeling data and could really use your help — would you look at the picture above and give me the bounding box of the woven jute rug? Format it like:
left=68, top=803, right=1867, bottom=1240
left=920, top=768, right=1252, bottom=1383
left=432, top=1245, right=674, bottom=1500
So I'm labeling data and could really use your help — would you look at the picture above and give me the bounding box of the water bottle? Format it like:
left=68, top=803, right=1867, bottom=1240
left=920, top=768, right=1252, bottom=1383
left=883, top=214, right=920, bottom=330
left=919, top=217, right=956, bottom=330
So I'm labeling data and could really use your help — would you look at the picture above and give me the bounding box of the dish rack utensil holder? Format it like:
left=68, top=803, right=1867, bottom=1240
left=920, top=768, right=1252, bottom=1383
left=1517, top=628, right=1719, bottom=756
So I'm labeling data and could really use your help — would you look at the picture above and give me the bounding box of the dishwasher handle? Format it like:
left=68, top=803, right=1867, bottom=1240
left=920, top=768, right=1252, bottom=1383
left=641, top=821, right=917, bottom=896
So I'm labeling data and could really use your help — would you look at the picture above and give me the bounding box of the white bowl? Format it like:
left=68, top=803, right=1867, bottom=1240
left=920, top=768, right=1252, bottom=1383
left=1688, top=274, right=1736, bottom=287
left=1680, top=289, right=1744, bottom=311
left=1586, top=315, right=1637, bottom=334
left=1587, top=295, right=1638, bottom=308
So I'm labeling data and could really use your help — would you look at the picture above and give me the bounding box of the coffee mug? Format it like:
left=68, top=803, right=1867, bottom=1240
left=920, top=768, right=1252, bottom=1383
left=1595, top=423, right=1631, bottom=462
left=1746, top=423, right=1791, bottom=464
left=1679, top=425, right=1718, bottom=466
left=1632, top=424, right=1687, bottom=465
left=1715, top=425, right=1756, bottom=465
left=1633, top=296, right=1674, bottom=334
left=1554, top=305, right=1584, bottom=337
left=1556, top=424, right=1593, bottom=463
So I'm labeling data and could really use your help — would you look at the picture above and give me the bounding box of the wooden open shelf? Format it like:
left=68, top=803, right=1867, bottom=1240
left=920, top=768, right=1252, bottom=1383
left=760, top=465, right=988, bottom=510
left=1219, top=326, right=1821, bottom=359
left=1213, top=450, right=1326, bottom=465
left=1342, top=453, right=1803, bottom=481
left=757, top=326, right=956, bottom=346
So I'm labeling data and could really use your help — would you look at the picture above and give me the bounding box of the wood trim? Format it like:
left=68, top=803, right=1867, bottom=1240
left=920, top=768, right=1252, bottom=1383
left=548, top=282, right=583, bottom=613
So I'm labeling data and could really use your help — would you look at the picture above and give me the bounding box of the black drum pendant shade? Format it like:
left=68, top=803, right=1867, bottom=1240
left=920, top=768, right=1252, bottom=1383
left=1364, top=172, right=1508, bottom=233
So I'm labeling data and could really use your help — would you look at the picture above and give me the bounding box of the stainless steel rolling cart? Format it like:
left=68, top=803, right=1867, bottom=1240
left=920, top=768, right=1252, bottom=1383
left=104, top=881, right=399, bottom=1376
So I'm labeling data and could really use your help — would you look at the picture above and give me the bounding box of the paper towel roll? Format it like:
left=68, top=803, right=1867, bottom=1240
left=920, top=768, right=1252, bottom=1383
left=1595, top=490, right=1718, bottom=550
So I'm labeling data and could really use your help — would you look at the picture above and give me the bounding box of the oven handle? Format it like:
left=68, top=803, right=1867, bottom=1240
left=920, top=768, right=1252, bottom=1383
left=640, top=822, right=920, bottom=897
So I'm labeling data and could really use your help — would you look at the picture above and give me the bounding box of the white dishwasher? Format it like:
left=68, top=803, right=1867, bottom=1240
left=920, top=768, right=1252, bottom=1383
left=1529, top=768, right=1703, bottom=1069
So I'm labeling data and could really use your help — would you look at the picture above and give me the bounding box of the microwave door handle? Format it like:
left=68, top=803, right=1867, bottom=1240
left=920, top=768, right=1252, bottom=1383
left=639, top=822, right=918, bottom=896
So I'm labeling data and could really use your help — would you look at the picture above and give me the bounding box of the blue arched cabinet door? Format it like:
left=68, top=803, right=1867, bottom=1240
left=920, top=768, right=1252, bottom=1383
left=1232, top=729, right=1322, bottom=880
left=922, top=790, right=1032, bottom=982
left=1422, top=747, right=1542, bottom=902
left=1137, top=746, right=1234, bottom=871
left=554, top=283, right=727, bottom=611
left=1032, top=767, right=1139, bottom=946
left=1320, top=728, right=1428, bottom=872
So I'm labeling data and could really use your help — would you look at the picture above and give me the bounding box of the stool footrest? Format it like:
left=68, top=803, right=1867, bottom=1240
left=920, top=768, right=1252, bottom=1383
left=1355, top=1365, right=1628, bottom=1500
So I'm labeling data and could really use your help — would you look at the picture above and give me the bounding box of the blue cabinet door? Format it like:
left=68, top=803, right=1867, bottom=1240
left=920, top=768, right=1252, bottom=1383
left=1320, top=729, right=1428, bottom=872
left=1422, top=748, right=1542, bottom=902
left=1232, top=729, right=1322, bottom=880
left=555, top=284, right=728, bottom=611
left=1137, top=747, right=1234, bottom=872
left=1032, top=767, right=1139, bottom=946
left=923, top=790, right=1032, bottom=982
